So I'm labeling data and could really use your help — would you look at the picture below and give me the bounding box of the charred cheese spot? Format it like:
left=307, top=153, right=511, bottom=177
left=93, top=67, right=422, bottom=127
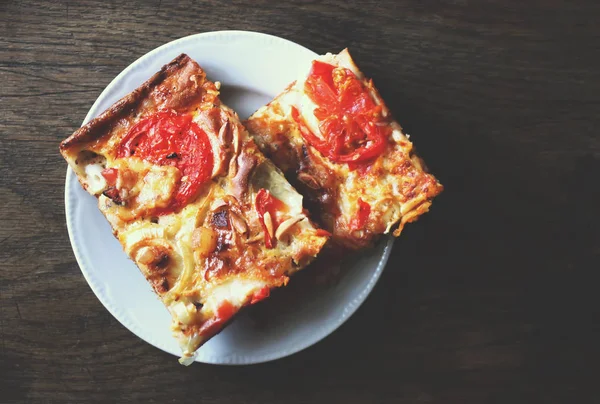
left=102, top=187, right=123, bottom=205
left=135, top=244, right=173, bottom=294
left=297, top=172, right=321, bottom=190
left=211, top=210, right=229, bottom=229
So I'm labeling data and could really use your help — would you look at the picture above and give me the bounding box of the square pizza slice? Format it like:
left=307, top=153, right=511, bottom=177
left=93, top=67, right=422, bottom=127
left=60, top=54, right=328, bottom=364
left=245, top=49, right=443, bottom=249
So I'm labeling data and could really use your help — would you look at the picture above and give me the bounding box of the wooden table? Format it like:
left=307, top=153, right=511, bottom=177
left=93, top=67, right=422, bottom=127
left=1, top=1, right=598, bottom=402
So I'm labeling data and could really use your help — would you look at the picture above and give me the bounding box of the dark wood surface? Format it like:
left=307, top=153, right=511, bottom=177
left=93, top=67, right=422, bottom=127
left=1, top=1, right=599, bottom=402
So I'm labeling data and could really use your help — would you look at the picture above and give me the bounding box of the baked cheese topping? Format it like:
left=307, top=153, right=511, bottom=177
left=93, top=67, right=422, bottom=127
left=83, top=162, right=108, bottom=194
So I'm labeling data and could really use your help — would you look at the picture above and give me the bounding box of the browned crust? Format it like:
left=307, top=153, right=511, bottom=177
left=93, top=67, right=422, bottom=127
left=59, top=53, right=198, bottom=153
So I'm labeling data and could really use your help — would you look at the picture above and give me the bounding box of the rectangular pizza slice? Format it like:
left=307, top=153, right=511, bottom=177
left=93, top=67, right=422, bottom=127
left=245, top=49, right=443, bottom=249
left=60, top=54, right=328, bottom=364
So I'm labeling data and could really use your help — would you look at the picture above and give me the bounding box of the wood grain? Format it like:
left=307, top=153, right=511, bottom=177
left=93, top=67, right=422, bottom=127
left=1, top=0, right=599, bottom=403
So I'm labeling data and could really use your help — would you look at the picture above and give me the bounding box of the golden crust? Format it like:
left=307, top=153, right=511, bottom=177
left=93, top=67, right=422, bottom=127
left=60, top=54, right=199, bottom=152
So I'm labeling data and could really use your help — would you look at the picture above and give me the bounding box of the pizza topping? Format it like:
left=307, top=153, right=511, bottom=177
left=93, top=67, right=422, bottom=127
left=208, top=196, right=247, bottom=233
left=136, top=246, right=159, bottom=265
left=102, top=187, right=123, bottom=205
left=194, top=107, right=234, bottom=179
left=76, top=150, right=109, bottom=195
left=133, top=244, right=173, bottom=294
left=171, top=301, right=197, bottom=325
left=117, top=110, right=214, bottom=213
left=210, top=199, right=227, bottom=212
left=231, top=123, right=240, bottom=155
left=136, top=167, right=181, bottom=210
left=211, top=210, right=229, bottom=229
left=349, top=198, right=371, bottom=231
left=250, top=286, right=270, bottom=304
left=228, top=211, right=249, bottom=235
left=216, top=300, right=236, bottom=320
left=231, top=150, right=258, bottom=200
left=148, top=249, right=170, bottom=271
left=297, top=172, right=321, bottom=190
left=263, top=212, right=275, bottom=240
left=101, top=167, right=118, bottom=186
left=292, top=61, right=389, bottom=164
left=275, top=214, right=305, bottom=241
left=82, top=162, right=108, bottom=194
left=217, top=121, right=231, bottom=149
left=197, top=300, right=236, bottom=338
left=315, top=228, right=333, bottom=237
left=255, top=188, right=285, bottom=248
left=191, top=227, right=218, bottom=257
left=115, top=165, right=139, bottom=191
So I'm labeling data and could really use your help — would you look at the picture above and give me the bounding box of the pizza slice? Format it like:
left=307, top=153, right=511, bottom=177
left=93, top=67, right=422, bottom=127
left=245, top=49, right=443, bottom=249
left=60, top=54, right=328, bottom=364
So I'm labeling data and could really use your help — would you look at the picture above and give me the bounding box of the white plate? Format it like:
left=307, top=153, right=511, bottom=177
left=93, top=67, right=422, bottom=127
left=64, top=31, right=394, bottom=365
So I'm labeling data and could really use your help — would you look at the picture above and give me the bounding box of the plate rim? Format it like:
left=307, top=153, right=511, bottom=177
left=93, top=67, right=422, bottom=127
left=64, top=30, right=394, bottom=365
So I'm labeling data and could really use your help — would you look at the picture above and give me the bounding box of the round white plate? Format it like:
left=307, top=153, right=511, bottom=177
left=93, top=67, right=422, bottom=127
left=65, top=30, right=394, bottom=365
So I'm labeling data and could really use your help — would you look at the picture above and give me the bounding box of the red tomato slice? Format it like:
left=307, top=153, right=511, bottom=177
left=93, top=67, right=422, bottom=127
left=349, top=198, right=371, bottom=231
left=315, top=229, right=333, bottom=237
left=101, top=167, right=118, bottom=186
left=255, top=188, right=285, bottom=249
left=198, top=300, right=237, bottom=338
left=292, top=61, right=389, bottom=165
left=117, top=110, right=214, bottom=214
left=250, top=286, right=270, bottom=304
left=216, top=300, right=236, bottom=320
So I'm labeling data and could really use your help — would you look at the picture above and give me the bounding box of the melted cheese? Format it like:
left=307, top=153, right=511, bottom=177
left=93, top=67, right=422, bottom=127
left=120, top=225, right=166, bottom=254
left=296, top=89, right=323, bottom=141
left=204, top=279, right=266, bottom=313
left=84, top=162, right=107, bottom=194
left=170, top=301, right=197, bottom=325
left=137, top=166, right=180, bottom=210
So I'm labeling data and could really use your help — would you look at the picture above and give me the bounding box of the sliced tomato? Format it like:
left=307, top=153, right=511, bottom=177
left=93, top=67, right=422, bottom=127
left=291, top=106, right=329, bottom=157
left=349, top=198, right=371, bottom=231
left=292, top=61, right=389, bottom=165
left=117, top=110, right=214, bottom=214
left=101, top=167, right=118, bottom=186
left=216, top=300, right=236, bottom=320
left=255, top=188, right=285, bottom=249
left=315, top=228, right=333, bottom=237
left=198, top=300, right=237, bottom=338
left=250, top=286, right=270, bottom=304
